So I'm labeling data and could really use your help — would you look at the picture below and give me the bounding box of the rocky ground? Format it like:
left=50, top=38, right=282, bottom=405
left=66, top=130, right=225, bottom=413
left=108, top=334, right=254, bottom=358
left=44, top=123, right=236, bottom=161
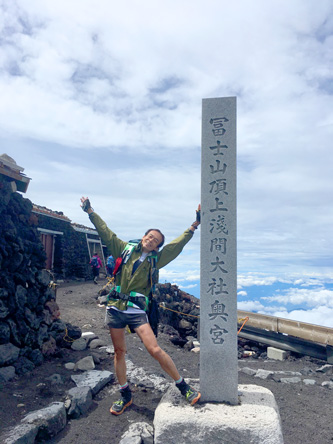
left=1, top=279, right=333, bottom=444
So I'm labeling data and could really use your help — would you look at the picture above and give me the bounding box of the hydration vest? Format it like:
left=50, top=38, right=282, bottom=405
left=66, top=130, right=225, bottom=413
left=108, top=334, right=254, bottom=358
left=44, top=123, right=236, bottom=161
left=107, top=240, right=159, bottom=311
left=113, top=240, right=158, bottom=288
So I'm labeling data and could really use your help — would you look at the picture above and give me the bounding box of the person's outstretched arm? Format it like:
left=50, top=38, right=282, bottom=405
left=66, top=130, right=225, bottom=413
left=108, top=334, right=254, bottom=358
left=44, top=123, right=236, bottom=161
left=80, top=196, right=126, bottom=259
left=157, top=204, right=201, bottom=269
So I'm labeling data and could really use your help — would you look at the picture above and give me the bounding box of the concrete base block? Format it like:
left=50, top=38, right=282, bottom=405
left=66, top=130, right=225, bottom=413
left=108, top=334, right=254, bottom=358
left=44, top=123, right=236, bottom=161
left=267, top=347, right=288, bottom=361
left=154, top=380, right=284, bottom=444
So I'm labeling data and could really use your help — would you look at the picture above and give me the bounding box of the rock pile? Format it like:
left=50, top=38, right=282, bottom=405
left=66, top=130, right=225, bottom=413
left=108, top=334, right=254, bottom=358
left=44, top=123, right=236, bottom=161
left=0, top=179, right=79, bottom=382
left=154, top=283, right=200, bottom=344
left=237, top=337, right=269, bottom=359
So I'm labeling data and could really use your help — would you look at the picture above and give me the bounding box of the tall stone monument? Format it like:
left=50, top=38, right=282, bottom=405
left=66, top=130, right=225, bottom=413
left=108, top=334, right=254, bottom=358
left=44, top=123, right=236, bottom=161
left=200, top=97, right=238, bottom=404
left=154, top=97, right=283, bottom=444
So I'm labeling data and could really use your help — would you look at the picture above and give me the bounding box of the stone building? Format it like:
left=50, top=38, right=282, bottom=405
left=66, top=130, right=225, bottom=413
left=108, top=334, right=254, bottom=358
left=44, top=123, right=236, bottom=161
left=32, top=204, right=107, bottom=279
left=0, top=153, right=107, bottom=279
left=0, top=153, right=108, bottom=380
left=0, top=154, right=60, bottom=379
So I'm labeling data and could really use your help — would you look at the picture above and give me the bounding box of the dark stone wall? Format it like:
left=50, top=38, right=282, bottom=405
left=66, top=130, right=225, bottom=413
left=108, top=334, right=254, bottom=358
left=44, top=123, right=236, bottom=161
left=0, top=179, right=46, bottom=290
left=64, top=230, right=91, bottom=278
left=0, top=178, right=75, bottom=382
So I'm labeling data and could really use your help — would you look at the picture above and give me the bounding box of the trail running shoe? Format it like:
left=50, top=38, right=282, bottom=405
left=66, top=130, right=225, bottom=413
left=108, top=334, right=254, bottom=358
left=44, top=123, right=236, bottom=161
left=176, top=379, right=201, bottom=406
left=184, top=386, right=201, bottom=405
left=110, top=397, right=133, bottom=415
left=110, top=387, right=132, bottom=415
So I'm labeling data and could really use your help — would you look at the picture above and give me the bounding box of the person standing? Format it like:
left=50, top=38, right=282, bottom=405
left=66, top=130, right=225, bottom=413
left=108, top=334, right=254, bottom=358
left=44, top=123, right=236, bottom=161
left=106, top=254, right=115, bottom=277
left=81, top=196, right=201, bottom=415
left=90, top=252, right=102, bottom=284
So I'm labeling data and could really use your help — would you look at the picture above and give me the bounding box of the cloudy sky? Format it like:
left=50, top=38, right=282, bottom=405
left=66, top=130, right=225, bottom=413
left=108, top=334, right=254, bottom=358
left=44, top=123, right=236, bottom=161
left=1, top=0, right=333, bottom=327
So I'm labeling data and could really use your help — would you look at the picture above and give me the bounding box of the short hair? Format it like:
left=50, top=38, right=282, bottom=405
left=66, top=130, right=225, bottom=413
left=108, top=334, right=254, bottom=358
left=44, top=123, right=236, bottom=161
left=145, top=228, right=165, bottom=248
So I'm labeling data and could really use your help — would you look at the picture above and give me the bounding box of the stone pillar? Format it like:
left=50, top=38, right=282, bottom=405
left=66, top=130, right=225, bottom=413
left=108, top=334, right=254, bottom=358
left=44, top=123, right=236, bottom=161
left=200, top=97, right=238, bottom=404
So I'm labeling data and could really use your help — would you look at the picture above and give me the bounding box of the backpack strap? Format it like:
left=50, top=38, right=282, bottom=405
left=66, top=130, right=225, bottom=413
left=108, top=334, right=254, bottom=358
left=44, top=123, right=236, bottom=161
left=109, top=287, right=149, bottom=311
left=147, top=253, right=159, bottom=337
left=148, top=252, right=159, bottom=294
left=113, top=240, right=139, bottom=276
left=113, top=240, right=159, bottom=293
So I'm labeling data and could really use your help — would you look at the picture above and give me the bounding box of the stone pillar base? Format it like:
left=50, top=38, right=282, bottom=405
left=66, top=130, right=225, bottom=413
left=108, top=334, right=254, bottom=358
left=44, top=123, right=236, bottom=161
left=154, top=380, right=284, bottom=444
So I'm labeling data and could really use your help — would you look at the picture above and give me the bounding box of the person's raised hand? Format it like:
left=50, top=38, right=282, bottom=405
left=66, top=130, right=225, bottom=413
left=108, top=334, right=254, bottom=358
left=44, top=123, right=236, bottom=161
left=196, top=204, right=201, bottom=224
left=191, top=204, right=201, bottom=230
left=80, top=196, right=92, bottom=213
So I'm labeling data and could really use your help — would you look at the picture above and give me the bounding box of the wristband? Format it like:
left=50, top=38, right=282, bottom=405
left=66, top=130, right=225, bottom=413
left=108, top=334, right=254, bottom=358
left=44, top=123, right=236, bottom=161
left=191, top=223, right=198, bottom=230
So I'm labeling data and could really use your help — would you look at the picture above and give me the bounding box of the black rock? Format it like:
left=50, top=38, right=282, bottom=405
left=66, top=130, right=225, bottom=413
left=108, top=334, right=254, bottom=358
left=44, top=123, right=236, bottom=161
left=14, top=356, right=35, bottom=376
left=170, top=336, right=187, bottom=347
left=0, top=321, right=10, bottom=344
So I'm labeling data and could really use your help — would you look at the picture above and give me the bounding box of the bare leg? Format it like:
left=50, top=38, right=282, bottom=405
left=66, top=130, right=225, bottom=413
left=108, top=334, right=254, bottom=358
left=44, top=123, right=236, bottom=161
left=109, top=328, right=127, bottom=385
left=135, top=323, right=180, bottom=381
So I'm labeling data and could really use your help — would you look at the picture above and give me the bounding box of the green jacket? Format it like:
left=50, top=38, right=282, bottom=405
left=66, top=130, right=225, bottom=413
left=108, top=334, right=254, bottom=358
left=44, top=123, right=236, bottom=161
left=89, top=212, right=194, bottom=309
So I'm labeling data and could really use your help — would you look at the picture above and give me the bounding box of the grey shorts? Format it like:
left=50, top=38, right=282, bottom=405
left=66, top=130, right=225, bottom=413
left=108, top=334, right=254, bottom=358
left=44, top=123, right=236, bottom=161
left=105, top=308, right=149, bottom=330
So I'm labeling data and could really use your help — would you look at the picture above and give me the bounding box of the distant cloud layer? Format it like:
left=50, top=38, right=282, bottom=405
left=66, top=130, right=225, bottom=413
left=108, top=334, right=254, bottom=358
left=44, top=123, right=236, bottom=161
left=237, top=273, right=333, bottom=327
left=263, top=287, right=333, bottom=308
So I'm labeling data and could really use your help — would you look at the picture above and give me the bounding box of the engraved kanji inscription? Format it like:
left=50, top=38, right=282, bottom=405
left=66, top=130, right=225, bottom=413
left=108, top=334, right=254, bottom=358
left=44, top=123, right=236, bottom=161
left=210, top=256, right=228, bottom=273
left=209, top=160, right=227, bottom=175
left=209, top=215, right=229, bottom=234
left=209, top=300, right=229, bottom=321
left=209, top=179, right=228, bottom=195
left=210, top=141, right=228, bottom=155
left=207, top=277, right=228, bottom=295
left=210, top=238, right=227, bottom=253
left=209, top=117, right=229, bottom=137
left=210, top=324, right=228, bottom=344
left=209, top=197, right=228, bottom=213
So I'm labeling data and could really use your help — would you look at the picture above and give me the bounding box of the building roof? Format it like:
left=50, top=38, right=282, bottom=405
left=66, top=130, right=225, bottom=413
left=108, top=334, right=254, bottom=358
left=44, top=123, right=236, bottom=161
left=0, top=153, right=31, bottom=193
left=32, top=204, right=71, bottom=222
left=71, top=222, right=99, bottom=235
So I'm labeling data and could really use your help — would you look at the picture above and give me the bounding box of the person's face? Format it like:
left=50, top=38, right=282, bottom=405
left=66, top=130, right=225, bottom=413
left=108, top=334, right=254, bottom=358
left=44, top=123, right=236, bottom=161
left=141, top=230, right=163, bottom=253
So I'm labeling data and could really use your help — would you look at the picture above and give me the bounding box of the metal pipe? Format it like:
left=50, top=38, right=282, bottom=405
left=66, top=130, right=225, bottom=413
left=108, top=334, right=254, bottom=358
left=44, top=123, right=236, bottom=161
left=238, top=329, right=327, bottom=361
left=238, top=310, right=333, bottom=346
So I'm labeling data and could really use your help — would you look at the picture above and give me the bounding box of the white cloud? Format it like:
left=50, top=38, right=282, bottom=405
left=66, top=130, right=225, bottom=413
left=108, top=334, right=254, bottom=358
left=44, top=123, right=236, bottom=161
left=237, top=300, right=265, bottom=312
left=237, top=291, right=247, bottom=297
left=268, top=306, right=333, bottom=329
left=238, top=273, right=333, bottom=290
left=174, top=283, right=198, bottom=290
left=237, top=274, right=284, bottom=288
left=159, top=267, right=200, bottom=284
left=263, top=287, right=333, bottom=308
